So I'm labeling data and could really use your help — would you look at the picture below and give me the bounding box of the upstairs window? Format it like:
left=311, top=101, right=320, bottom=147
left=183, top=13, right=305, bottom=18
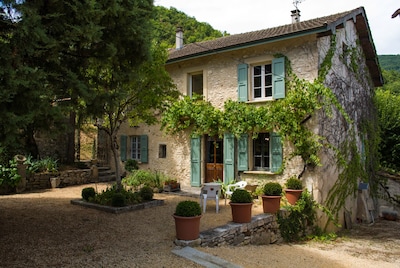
left=252, top=64, right=273, bottom=100
left=189, top=72, right=203, bottom=97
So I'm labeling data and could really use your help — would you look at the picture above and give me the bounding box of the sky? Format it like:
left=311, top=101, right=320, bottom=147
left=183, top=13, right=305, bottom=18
left=155, top=0, right=400, bottom=55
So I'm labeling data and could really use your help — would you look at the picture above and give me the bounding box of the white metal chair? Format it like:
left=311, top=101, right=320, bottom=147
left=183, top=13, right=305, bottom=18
left=200, top=183, right=221, bottom=213
left=224, top=181, right=247, bottom=205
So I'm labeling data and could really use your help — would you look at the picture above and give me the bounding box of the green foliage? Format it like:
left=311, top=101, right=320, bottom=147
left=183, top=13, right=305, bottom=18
left=0, top=159, right=21, bottom=187
left=111, top=193, right=126, bottom=207
left=24, top=156, right=59, bottom=174
left=175, top=200, right=202, bottom=217
left=81, top=187, right=96, bottom=201
left=122, top=169, right=169, bottom=190
left=263, top=182, right=283, bottom=196
left=230, top=189, right=253, bottom=203
left=378, top=55, right=400, bottom=72
left=91, top=185, right=142, bottom=207
left=285, top=176, right=303, bottom=190
left=139, top=186, right=154, bottom=201
left=278, top=190, right=317, bottom=242
left=125, top=159, right=139, bottom=172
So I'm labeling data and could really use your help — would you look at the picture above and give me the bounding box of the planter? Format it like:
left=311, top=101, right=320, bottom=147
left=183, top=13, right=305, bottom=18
left=173, top=214, right=201, bottom=240
left=285, top=189, right=303, bottom=205
left=262, top=195, right=281, bottom=214
left=230, top=202, right=253, bottom=223
left=164, top=182, right=181, bottom=192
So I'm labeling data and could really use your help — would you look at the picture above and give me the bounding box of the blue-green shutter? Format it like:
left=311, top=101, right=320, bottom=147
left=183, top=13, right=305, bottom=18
left=237, top=63, right=248, bottom=102
left=120, top=135, right=127, bottom=161
left=140, top=135, right=148, bottom=163
left=237, top=134, right=248, bottom=171
left=272, top=57, right=285, bottom=99
left=224, top=133, right=235, bottom=183
left=190, top=137, right=201, bottom=187
left=271, top=133, right=282, bottom=173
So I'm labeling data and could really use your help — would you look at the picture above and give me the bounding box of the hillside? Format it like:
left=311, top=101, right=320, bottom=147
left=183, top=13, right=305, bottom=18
left=378, top=55, right=400, bottom=71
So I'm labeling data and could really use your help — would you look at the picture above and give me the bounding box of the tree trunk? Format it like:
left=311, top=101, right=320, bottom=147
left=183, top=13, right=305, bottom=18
left=66, top=111, right=76, bottom=164
left=110, top=133, right=121, bottom=191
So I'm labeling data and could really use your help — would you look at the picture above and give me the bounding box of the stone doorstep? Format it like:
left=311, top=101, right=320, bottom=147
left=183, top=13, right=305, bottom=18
left=70, top=199, right=164, bottom=214
left=172, top=246, right=243, bottom=268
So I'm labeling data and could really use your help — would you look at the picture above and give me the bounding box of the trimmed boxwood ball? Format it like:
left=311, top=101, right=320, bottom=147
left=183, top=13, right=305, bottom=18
left=111, top=192, right=126, bottom=207
left=285, top=176, right=303, bottom=190
left=263, top=182, right=283, bottom=196
left=175, top=200, right=201, bottom=217
left=139, top=186, right=154, bottom=201
left=81, top=187, right=96, bottom=201
left=230, top=189, right=253, bottom=203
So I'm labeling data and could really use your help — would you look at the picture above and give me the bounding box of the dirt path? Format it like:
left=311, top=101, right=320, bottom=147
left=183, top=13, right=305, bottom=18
left=0, top=183, right=399, bottom=268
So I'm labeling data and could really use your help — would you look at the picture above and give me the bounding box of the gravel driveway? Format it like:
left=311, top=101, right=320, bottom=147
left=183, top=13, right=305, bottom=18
left=0, top=182, right=399, bottom=268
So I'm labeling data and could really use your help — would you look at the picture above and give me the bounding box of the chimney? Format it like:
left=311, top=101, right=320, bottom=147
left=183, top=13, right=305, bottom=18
left=291, top=9, right=301, bottom=23
left=175, top=27, right=184, bottom=50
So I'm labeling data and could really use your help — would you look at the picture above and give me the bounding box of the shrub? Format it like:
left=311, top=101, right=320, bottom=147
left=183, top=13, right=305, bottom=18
left=285, top=176, right=303, bottom=190
left=230, top=189, right=252, bottom=203
left=0, top=159, right=21, bottom=187
left=263, top=182, right=282, bottom=196
left=140, top=186, right=154, bottom=201
left=82, top=187, right=96, bottom=201
left=111, top=193, right=126, bottom=207
left=125, top=159, right=138, bottom=172
left=175, top=200, right=201, bottom=217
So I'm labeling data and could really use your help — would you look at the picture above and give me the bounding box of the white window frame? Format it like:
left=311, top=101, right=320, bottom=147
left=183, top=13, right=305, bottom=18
left=251, top=63, right=273, bottom=101
left=188, top=71, right=203, bottom=97
left=252, top=132, right=271, bottom=171
left=130, top=136, right=141, bottom=161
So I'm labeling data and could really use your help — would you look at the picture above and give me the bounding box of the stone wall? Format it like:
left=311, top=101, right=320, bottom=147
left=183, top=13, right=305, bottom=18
left=175, top=214, right=280, bottom=247
left=26, top=169, right=94, bottom=190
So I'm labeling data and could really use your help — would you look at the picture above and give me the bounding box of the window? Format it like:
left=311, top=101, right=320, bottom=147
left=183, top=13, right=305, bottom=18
left=189, top=72, right=203, bottom=96
left=159, top=144, right=167, bottom=158
left=130, top=136, right=141, bottom=160
left=253, top=133, right=270, bottom=170
left=252, top=64, right=272, bottom=100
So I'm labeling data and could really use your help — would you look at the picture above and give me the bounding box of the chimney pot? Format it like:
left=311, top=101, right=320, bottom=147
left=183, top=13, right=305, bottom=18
left=291, top=9, right=301, bottom=23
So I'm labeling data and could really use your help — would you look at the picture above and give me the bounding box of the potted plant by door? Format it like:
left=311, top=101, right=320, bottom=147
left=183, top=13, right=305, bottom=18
left=262, top=182, right=283, bottom=214
left=173, top=200, right=202, bottom=240
left=229, top=189, right=253, bottom=223
left=284, top=176, right=303, bottom=205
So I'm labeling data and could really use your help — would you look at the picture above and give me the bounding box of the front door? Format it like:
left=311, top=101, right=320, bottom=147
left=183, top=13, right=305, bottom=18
left=205, top=136, right=223, bottom=183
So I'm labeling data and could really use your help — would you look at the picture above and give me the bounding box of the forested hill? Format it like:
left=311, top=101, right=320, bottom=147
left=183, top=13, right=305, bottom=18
left=378, top=55, right=400, bottom=72
left=153, top=6, right=228, bottom=47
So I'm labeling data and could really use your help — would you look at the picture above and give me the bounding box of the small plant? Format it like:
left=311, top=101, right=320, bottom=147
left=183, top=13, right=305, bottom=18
left=285, top=176, right=303, bottom=190
left=263, top=182, right=282, bottom=196
left=0, top=159, right=21, bottom=187
left=230, top=189, right=253, bottom=203
left=82, top=187, right=96, bottom=201
left=139, top=186, right=154, bottom=201
left=91, top=184, right=142, bottom=206
left=175, top=200, right=201, bottom=217
left=125, top=159, right=138, bottom=172
left=111, top=192, right=126, bottom=207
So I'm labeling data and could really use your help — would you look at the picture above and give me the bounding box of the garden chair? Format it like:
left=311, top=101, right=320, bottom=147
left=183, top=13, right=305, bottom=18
left=200, top=183, right=221, bottom=213
left=225, top=181, right=247, bottom=205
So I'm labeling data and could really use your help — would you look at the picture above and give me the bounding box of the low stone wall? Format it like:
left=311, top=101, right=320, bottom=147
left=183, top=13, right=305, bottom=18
left=26, top=169, right=94, bottom=190
left=175, top=214, right=280, bottom=247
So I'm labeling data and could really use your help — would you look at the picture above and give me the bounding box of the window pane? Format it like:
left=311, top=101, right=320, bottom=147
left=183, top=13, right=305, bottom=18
left=265, top=86, right=272, bottom=97
left=254, top=88, right=261, bottom=98
left=265, top=64, right=272, bottom=74
left=265, top=74, right=272, bottom=86
left=253, top=133, right=270, bottom=169
left=254, top=76, right=261, bottom=87
left=254, top=65, right=261, bottom=75
left=192, top=73, right=203, bottom=96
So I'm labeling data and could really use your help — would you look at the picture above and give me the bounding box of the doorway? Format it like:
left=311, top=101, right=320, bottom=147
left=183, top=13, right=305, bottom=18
left=205, top=136, right=223, bottom=183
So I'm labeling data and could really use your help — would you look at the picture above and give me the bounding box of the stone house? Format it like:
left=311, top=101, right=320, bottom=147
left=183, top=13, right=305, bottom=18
left=114, top=7, right=382, bottom=228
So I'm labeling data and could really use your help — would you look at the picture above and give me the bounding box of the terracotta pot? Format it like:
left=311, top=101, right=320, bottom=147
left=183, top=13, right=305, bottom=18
left=172, top=214, right=201, bottom=240
left=285, top=189, right=303, bottom=205
left=230, top=202, right=253, bottom=223
left=262, top=195, right=281, bottom=214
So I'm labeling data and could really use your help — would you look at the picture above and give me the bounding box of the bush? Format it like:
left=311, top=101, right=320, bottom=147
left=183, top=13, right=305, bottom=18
left=175, top=200, right=201, bottom=217
left=230, top=189, right=252, bottom=203
left=140, top=186, right=154, bottom=201
left=263, top=182, right=282, bottom=196
left=111, top=193, right=126, bottom=207
left=0, top=159, right=21, bottom=187
left=82, top=187, right=96, bottom=201
left=125, top=159, right=138, bottom=172
left=285, top=176, right=303, bottom=190
left=92, top=185, right=141, bottom=207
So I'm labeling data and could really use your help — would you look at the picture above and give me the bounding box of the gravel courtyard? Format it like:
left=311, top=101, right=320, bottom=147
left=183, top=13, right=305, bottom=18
left=0, top=182, right=399, bottom=268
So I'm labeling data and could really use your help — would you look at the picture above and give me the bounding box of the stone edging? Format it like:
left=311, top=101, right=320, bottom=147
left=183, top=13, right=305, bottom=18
left=70, top=199, right=164, bottom=214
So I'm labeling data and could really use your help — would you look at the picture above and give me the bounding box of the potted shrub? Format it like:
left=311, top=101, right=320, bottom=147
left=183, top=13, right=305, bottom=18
left=284, top=176, right=303, bottom=205
left=229, top=189, right=253, bottom=223
left=262, top=182, right=282, bottom=214
left=172, top=200, right=202, bottom=240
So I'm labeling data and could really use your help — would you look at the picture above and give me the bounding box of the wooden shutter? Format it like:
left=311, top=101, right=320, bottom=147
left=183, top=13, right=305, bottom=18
left=224, top=133, right=235, bottom=183
left=270, top=132, right=282, bottom=173
left=120, top=135, right=127, bottom=161
left=190, top=137, right=201, bottom=187
left=272, top=57, right=285, bottom=99
left=237, top=134, right=248, bottom=171
left=237, top=63, right=248, bottom=102
left=140, top=135, right=148, bottom=163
